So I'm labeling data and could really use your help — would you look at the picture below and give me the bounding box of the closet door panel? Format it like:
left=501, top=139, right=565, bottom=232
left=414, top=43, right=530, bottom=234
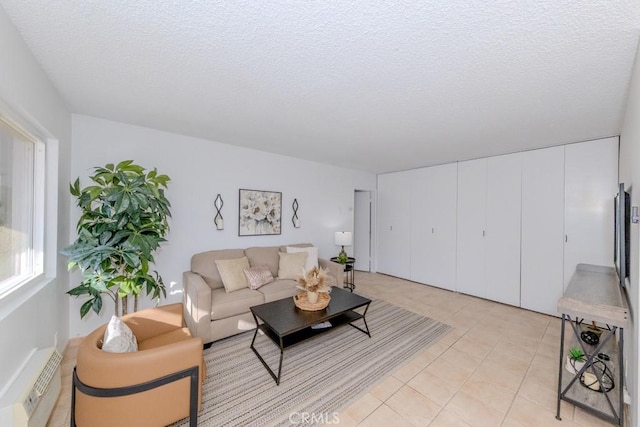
left=564, top=138, right=619, bottom=289
left=410, top=164, right=458, bottom=290
left=410, top=168, right=433, bottom=285
left=456, top=159, right=487, bottom=297
left=521, top=146, right=565, bottom=315
left=426, top=163, right=458, bottom=291
left=377, top=172, right=412, bottom=279
left=485, top=153, right=522, bottom=306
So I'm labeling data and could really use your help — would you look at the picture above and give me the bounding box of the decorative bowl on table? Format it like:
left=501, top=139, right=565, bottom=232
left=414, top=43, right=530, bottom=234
left=293, top=292, right=331, bottom=311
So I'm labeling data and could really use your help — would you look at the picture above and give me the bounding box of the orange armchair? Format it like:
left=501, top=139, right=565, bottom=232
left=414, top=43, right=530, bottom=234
left=71, top=303, right=205, bottom=427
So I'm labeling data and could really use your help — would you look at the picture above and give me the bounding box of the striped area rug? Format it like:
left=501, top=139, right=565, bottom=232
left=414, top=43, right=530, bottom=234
left=174, top=299, right=451, bottom=427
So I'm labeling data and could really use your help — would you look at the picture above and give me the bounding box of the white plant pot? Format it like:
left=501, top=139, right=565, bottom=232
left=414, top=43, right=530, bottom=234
left=307, top=291, right=319, bottom=304
left=565, top=355, right=586, bottom=374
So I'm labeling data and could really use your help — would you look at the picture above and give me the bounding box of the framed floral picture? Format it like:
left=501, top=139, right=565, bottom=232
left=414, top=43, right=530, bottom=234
left=238, top=189, right=282, bottom=236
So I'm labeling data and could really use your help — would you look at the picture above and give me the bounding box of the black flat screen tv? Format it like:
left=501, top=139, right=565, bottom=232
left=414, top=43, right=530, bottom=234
left=614, top=183, right=630, bottom=286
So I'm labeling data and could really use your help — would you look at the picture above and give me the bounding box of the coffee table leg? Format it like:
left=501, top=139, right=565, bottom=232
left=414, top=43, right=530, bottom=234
left=348, top=302, right=371, bottom=337
left=276, top=337, right=284, bottom=385
left=250, top=310, right=286, bottom=385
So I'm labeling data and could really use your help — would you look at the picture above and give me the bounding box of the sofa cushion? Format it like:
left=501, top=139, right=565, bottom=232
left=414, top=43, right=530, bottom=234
left=215, top=257, right=250, bottom=293
left=259, top=279, right=300, bottom=303
left=278, top=243, right=313, bottom=252
left=210, top=288, right=264, bottom=320
left=244, top=246, right=280, bottom=278
left=138, top=327, right=192, bottom=351
left=278, top=252, right=308, bottom=279
left=191, top=249, right=246, bottom=289
left=243, top=265, right=274, bottom=290
left=286, top=246, right=319, bottom=271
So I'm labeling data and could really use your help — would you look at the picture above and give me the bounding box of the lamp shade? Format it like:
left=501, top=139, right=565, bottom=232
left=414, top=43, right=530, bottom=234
left=334, top=231, right=353, bottom=247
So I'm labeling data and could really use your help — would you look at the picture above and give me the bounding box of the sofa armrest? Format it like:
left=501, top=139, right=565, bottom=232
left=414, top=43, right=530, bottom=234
left=182, top=271, right=212, bottom=344
left=319, top=258, right=344, bottom=285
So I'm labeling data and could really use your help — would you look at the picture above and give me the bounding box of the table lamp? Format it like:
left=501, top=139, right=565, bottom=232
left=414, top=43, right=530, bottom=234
left=334, top=231, right=352, bottom=258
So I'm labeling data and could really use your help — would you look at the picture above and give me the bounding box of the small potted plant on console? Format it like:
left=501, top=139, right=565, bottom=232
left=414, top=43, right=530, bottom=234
left=565, top=346, right=587, bottom=374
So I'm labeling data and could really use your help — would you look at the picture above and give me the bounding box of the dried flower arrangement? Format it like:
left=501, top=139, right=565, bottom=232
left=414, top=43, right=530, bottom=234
left=296, top=267, right=331, bottom=293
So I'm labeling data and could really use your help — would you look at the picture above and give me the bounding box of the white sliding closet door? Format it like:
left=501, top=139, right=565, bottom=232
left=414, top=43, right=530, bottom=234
left=410, top=163, right=457, bottom=291
left=456, top=159, right=487, bottom=298
left=521, top=146, right=565, bottom=315
left=377, top=171, right=412, bottom=279
left=564, top=138, right=619, bottom=289
left=485, top=153, right=522, bottom=306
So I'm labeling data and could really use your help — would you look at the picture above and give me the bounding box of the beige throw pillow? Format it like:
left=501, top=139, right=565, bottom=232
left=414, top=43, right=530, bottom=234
left=102, top=316, right=138, bottom=353
left=215, top=257, right=250, bottom=293
left=278, top=252, right=308, bottom=279
left=243, top=265, right=274, bottom=290
left=286, top=246, right=319, bottom=271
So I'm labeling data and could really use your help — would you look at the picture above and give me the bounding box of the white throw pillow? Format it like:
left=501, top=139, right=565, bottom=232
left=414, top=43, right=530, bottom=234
left=215, top=257, right=251, bottom=293
left=278, top=252, right=308, bottom=279
left=286, top=246, right=319, bottom=271
left=102, top=316, right=138, bottom=353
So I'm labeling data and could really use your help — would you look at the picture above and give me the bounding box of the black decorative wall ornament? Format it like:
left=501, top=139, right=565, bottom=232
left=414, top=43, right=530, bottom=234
left=292, top=199, right=300, bottom=228
left=214, top=194, right=224, bottom=230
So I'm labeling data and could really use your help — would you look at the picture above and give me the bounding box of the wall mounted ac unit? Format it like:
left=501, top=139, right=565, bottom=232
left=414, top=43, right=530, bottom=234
left=3, top=347, right=62, bottom=427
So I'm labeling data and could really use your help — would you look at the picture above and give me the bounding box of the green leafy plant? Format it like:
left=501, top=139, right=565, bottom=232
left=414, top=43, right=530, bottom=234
left=337, top=253, right=348, bottom=264
left=62, top=160, right=171, bottom=318
left=568, top=346, right=586, bottom=362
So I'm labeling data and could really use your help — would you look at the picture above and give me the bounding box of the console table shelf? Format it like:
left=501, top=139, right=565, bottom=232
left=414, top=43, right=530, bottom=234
left=556, top=264, right=629, bottom=426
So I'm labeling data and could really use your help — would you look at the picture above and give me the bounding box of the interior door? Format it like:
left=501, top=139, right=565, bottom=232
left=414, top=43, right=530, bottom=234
left=354, top=191, right=372, bottom=271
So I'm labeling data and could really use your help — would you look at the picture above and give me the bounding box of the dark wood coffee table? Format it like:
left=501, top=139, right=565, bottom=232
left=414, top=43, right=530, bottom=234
left=249, top=286, right=371, bottom=385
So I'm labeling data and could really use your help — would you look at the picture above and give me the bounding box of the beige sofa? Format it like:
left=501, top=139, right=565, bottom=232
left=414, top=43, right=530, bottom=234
left=182, top=243, right=343, bottom=345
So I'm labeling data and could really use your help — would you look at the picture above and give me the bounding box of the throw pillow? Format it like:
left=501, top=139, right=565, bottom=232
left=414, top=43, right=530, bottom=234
left=215, top=257, right=250, bottom=293
left=102, top=316, right=138, bottom=353
left=286, top=246, right=319, bottom=271
left=278, top=251, right=308, bottom=279
left=243, top=265, right=274, bottom=290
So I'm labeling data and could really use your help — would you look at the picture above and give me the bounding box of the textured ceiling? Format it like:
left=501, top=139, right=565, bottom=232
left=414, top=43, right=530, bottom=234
left=1, top=1, right=639, bottom=173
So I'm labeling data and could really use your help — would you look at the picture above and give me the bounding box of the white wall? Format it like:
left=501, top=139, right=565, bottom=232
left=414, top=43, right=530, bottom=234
left=69, top=115, right=376, bottom=335
left=619, top=40, right=640, bottom=427
left=0, top=2, right=71, bottom=409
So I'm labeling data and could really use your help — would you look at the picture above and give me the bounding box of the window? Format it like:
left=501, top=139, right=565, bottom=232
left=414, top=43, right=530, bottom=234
left=0, top=114, right=45, bottom=296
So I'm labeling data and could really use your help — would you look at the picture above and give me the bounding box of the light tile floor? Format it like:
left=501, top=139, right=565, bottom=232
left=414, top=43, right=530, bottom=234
left=46, top=271, right=623, bottom=426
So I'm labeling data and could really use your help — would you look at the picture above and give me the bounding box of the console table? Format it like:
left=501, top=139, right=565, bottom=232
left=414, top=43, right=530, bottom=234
left=556, top=264, right=629, bottom=426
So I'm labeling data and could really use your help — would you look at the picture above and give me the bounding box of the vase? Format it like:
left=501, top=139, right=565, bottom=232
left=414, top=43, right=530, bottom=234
left=307, top=291, right=319, bottom=304
left=565, top=355, right=586, bottom=374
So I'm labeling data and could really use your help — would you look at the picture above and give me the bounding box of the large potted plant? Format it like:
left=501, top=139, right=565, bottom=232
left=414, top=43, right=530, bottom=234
left=63, top=160, right=171, bottom=318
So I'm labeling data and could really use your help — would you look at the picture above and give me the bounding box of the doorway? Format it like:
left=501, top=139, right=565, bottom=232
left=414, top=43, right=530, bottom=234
left=354, top=190, right=373, bottom=271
